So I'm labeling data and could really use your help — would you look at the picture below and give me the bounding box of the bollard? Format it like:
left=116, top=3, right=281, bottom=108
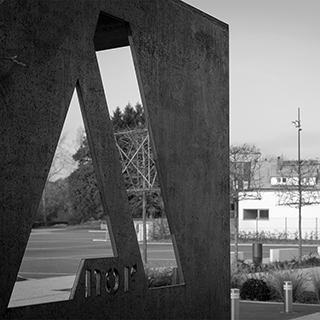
left=231, top=288, right=239, bottom=320
left=252, top=243, right=263, bottom=267
left=283, top=281, right=293, bottom=313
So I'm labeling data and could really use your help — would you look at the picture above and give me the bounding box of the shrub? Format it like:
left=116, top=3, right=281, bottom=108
left=152, top=219, right=171, bottom=240
left=231, top=257, right=320, bottom=304
left=231, top=273, right=244, bottom=289
left=309, top=268, right=320, bottom=303
left=266, top=265, right=311, bottom=302
left=236, top=260, right=256, bottom=273
left=295, top=253, right=320, bottom=268
left=145, top=265, right=173, bottom=288
left=240, top=278, right=270, bottom=301
left=296, top=291, right=318, bottom=304
left=230, top=261, right=250, bottom=289
left=237, top=230, right=320, bottom=243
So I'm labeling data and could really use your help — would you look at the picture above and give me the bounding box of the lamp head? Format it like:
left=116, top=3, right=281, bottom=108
left=292, top=120, right=301, bottom=129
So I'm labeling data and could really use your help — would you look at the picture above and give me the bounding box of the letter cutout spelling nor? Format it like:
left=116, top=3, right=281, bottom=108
left=0, top=1, right=229, bottom=319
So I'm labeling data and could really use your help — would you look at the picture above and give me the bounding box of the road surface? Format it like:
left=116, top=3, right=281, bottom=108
left=19, top=228, right=319, bottom=279
left=19, top=228, right=176, bottom=279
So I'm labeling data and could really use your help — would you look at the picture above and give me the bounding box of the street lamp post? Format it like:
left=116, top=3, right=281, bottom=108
left=292, top=108, right=302, bottom=259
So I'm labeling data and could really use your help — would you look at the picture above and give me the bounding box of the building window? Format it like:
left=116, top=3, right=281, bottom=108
left=243, top=209, right=269, bottom=220
left=259, top=209, right=269, bottom=219
left=271, top=177, right=288, bottom=185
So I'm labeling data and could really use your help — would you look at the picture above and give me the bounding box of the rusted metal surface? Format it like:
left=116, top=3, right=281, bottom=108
left=0, top=0, right=229, bottom=318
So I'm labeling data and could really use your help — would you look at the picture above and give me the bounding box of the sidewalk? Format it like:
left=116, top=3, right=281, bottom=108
left=8, top=276, right=320, bottom=320
left=240, top=301, right=320, bottom=320
left=9, top=276, right=75, bottom=307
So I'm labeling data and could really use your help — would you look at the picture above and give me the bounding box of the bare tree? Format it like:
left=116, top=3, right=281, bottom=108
left=230, top=144, right=262, bottom=266
left=40, top=133, right=75, bottom=225
left=276, top=158, right=320, bottom=259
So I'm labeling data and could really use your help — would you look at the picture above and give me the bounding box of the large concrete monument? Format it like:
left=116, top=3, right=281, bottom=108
left=0, top=0, right=229, bottom=318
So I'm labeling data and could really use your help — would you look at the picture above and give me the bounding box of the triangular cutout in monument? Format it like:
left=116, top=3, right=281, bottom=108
left=94, top=11, right=185, bottom=287
left=9, top=88, right=115, bottom=307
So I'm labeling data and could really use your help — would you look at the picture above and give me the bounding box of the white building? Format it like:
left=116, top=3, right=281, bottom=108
left=237, top=158, right=320, bottom=238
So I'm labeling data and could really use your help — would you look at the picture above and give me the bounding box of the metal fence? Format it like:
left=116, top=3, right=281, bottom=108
left=234, top=217, right=320, bottom=240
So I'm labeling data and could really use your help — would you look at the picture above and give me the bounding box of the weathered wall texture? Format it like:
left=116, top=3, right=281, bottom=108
left=0, top=0, right=229, bottom=319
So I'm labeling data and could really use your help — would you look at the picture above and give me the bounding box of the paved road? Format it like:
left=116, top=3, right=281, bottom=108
left=19, top=228, right=319, bottom=279
left=19, top=228, right=176, bottom=279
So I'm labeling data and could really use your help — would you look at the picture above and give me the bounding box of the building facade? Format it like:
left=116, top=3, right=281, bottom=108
left=238, top=157, right=320, bottom=238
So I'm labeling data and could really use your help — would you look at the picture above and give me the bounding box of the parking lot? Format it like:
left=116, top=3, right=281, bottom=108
left=19, top=228, right=176, bottom=279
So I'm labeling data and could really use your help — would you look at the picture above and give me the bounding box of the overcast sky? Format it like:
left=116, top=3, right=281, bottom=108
left=65, top=0, right=320, bottom=160
left=187, top=0, right=320, bottom=160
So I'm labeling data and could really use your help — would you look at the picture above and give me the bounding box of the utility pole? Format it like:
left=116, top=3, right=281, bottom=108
left=292, top=107, right=302, bottom=259
left=142, top=139, right=147, bottom=264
